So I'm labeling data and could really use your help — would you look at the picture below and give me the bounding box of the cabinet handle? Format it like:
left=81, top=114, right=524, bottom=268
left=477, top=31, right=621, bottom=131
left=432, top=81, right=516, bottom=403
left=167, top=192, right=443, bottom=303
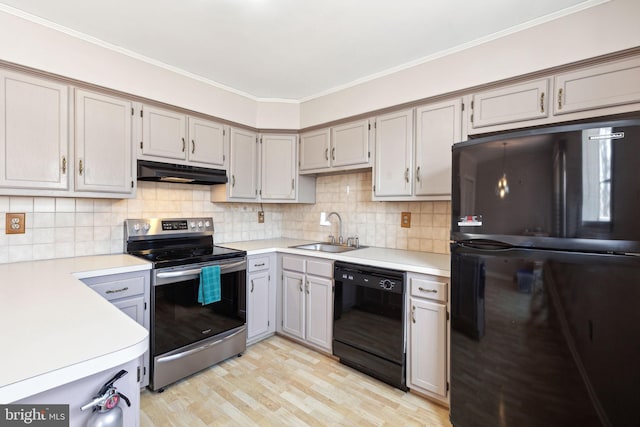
left=412, top=305, right=416, bottom=323
left=78, top=159, right=84, bottom=176
left=306, top=280, right=310, bottom=294
left=250, top=279, right=254, bottom=293
left=540, top=92, right=545, bottom=113
left=325, top=148, right=329, bottom=161
left=299, top=280, right=303, bottom=293
left=558, top=88, right=563, bottom=110
left=61, top=156, right=67, bottom=174
left=106, top=287, right=129, bottom=294
left=291, top=178, right=295, bottom=192
left=191, top=139, right=195, bottom=154
left=418, top=286, right=438, bottom=293
left=404, top=168, right=409, bottom=183
left=232, top=175, right=236, bottom=187
left=416, top=166, right=421, bottom=182
left=182, top=137, right=186, bottom=152
left=331, top=147, right=335, bottom=161
left=254, top=262, right=265, bottom=267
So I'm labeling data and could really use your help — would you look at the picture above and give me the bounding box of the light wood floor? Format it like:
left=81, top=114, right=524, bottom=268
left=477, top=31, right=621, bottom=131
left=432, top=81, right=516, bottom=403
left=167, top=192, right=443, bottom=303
left=140, top=335, right=451, bottom=426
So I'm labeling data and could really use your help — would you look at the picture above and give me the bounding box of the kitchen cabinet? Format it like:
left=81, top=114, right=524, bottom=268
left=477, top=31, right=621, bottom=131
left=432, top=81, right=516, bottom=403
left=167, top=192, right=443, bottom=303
left=469, top=79, right=549, bottom=129
left=0, top=69, right=69, bottom=192
left=247, top=254, right=276, bottom=344
left=414, top=99, right=462, bottom=197
left=407, top=272, right=449, bottom=404
left=280, top=255, right=333, bottom=352
left=81, top=270, right=150, bottom=388
left=212, top=130, right=315, bottom=203
left=75, top=89, right=135, bottom=195
left=373, top=108, right=414, bottom=197
left=140, top=104, right=227, bottom=168
left=554, top=56, right=640, bottom=115
left=374, top=100, right=460, bottom=201
left=299, top=118, right=373, bottom=174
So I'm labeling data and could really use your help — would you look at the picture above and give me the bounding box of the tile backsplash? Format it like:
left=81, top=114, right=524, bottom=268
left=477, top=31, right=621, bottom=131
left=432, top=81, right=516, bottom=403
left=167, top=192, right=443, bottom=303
left=0, top=171, right=450, bottom=264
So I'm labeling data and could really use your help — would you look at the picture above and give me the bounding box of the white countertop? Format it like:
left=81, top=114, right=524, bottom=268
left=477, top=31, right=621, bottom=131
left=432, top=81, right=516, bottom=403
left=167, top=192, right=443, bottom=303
left=221, top=238, right=451, bottom=277
left=0, top=255, right=151, bottom=403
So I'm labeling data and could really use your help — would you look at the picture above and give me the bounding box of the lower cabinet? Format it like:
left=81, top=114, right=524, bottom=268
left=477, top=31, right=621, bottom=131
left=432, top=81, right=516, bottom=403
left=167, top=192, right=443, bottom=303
left=407, top=272, right=449, bottom=404
left=280, top=255, right=333, bottom=353
left=80, top=270, right=150, bottom=388
left=247, top=254, right=276, bottom=344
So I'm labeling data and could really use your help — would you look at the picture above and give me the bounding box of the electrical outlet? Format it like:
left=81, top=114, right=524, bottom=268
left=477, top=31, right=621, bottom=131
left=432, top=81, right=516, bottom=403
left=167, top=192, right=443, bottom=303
left=401, top=212, right=411, bottom=228
left=258, top=211, right=265, bottom=223
left=6, top=212, right=26, bottom=234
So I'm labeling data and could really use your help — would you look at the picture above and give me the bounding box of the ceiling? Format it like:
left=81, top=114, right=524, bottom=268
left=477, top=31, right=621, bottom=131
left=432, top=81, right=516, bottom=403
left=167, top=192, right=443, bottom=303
left=0, top=0, right=602, bottom=101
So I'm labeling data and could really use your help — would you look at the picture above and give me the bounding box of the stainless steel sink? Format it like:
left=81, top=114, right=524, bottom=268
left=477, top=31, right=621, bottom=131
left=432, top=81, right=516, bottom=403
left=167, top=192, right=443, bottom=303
left=292, top=242, right=365, bottom=253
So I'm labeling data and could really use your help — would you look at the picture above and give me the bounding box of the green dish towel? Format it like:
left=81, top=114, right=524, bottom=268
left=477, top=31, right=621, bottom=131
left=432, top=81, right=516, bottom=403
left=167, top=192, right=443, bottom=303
left=198, top=265, right=221, bottom=305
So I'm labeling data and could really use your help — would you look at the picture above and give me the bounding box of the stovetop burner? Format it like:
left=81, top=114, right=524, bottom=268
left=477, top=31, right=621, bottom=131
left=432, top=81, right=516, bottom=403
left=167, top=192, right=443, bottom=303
left=124, top=217, right=245, bottom=268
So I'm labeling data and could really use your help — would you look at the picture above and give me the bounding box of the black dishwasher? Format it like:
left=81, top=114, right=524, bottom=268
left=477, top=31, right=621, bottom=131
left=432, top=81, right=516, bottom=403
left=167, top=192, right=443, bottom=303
left=333, top=261, right=407, bottom=390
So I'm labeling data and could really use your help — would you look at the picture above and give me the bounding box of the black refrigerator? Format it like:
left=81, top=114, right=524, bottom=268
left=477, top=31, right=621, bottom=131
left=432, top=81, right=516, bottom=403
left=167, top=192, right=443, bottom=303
left=450, top=118, right=640, bottom=427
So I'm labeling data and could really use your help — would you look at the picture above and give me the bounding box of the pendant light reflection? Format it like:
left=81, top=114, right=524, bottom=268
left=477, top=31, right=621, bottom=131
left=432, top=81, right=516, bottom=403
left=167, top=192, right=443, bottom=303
left=496, top=143, right=509, bottom=199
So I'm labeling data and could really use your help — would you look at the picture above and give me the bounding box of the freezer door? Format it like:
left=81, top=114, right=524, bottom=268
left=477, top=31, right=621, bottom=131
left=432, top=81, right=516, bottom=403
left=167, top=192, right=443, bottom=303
left=451, top=119, right=640, bottom=252
left=450, top=243, right=640, bottom=427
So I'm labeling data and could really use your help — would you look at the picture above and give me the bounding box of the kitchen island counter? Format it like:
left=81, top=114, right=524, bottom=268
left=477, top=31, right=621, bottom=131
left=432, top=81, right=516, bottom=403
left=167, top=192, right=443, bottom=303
left=0, top=255, right=151, bottom=403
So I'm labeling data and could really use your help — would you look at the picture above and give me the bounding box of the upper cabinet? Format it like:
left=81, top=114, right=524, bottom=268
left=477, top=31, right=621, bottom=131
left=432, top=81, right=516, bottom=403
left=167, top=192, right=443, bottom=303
left=211, top=130, right=315, bottom=203
left=0, top=70, right=69, bottom=192
left=373, top=109, right=414, bottom=198
left=469, top=79, right=549, bottom=129
left=373, top=99, right=462, bottom=201
left=75, top=89, right=134, bottom=195
left=299, top=118, right=372, bottom=174
left=414, top=99, right=463, bottom=197
left=0, top=70, right=134, bottom=198
left=468, top=55, right=640, bottom=135
left=554, top=56, right=640, bottom=115
left=139, top=104, right=227, bottom=169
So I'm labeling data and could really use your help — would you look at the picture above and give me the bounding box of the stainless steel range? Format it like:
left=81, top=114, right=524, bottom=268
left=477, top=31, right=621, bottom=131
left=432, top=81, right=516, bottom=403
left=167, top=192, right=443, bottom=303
left=125, top=217, right=247, bottom=391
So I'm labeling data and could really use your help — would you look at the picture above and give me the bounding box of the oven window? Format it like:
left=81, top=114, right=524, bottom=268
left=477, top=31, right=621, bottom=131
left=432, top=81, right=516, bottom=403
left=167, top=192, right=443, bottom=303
left=152, top=270, right=246, bottom=356
left=334, top=281, right=404, bottom=363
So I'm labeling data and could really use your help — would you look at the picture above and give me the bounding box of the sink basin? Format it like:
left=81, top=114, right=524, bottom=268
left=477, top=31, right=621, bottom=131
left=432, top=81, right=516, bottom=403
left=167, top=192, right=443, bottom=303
left=292, top=243, right=365, bottom=253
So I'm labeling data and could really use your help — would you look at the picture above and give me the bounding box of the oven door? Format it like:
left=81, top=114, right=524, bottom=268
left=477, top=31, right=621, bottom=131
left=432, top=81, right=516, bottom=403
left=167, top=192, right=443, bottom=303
left=152, top=257, right=246, bottom=358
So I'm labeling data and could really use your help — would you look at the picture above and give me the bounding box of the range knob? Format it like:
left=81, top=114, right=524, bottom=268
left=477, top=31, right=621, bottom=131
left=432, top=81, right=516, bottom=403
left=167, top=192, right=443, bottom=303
left=190, top=221, right=196, bottom=229
left=204, top=220, right=211, bottom=228
left=198, top=221, right=203, bottom=228
left=142, top=223, right=150, bottom=232
left=379, top=279, right=395, bottom=290
left=133, top=223, right=140, bottom=232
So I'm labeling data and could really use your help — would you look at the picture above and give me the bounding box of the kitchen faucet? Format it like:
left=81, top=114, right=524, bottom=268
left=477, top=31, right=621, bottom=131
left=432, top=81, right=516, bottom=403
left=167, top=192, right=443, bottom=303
left=325, top=212, right=343, bottom=245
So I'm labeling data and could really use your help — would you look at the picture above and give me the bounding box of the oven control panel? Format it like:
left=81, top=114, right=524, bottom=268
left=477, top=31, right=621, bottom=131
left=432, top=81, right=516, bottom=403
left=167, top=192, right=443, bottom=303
left=125, top=217, right=214, bottom=238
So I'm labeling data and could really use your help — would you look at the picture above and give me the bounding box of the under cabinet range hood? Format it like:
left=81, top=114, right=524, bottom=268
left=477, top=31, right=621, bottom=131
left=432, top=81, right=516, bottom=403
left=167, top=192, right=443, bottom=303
left=137, top=160, right=228, bottom=185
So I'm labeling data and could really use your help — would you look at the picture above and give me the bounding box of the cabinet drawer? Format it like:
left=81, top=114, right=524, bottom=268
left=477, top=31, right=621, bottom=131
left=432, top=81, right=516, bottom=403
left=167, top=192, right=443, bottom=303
left=307, top=258, right=333, bottom=278
left=282, top=255, right=305, bottom=273
left=248, top=256, right=270, bottom=272
left=89, top=276, right=145, bottom=301
left=409, top=275, right=447, bottom=302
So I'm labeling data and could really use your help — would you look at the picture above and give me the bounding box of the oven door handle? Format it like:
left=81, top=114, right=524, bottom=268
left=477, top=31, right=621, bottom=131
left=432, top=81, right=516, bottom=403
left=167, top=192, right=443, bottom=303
left=156, top=260, right=246, bottom=278
left=156, top=327, right=246, bottom=363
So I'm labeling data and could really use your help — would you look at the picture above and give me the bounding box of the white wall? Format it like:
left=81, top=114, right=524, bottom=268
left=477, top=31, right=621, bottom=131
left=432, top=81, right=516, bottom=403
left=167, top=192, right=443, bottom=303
left=300, top=0, right=640, bottom=127
left=0, top=10, right=301, bottom=129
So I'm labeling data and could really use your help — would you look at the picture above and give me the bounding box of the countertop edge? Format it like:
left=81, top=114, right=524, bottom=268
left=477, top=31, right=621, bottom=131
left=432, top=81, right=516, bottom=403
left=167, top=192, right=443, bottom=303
left=0, top=335, right=148, bottom=404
